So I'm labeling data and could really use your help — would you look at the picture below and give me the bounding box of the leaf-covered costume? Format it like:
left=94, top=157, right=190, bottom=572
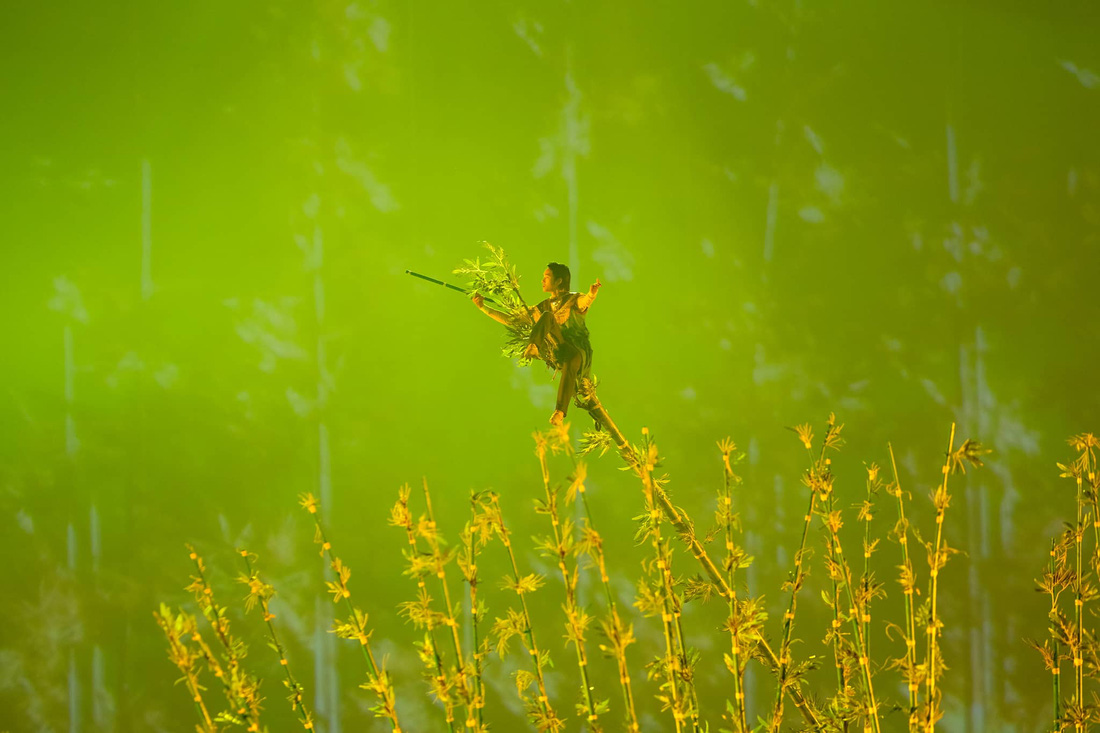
left=529, top=293, right=593, bottom=412
left=455, top=244, right=597, bottom=419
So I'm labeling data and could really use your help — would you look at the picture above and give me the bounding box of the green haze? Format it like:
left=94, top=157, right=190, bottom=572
left=1, top=1, right=1098, bottom=731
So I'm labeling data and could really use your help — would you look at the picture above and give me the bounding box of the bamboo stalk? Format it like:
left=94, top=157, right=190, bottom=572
left=578, top=390, right=823, bottom=730
left=299, top=494, right=402, bottom=732
left=420, top=480, right=480, bottom=728
left=888, top=443, right=920, bottom=729
left=717, top=438, right=749, bottom=733
left=153, top=605, right=217, bottom=733
left=488, top=492, right=562, bottom=729
left=823, top=511, right=882, bottom=733
left=389, top=485, right=459, bottom=732
left=824, top=481, right=849, bottom=699
left=769, top=474, right=817, bottom=733
left=567, top=450, right=641, bottom=732
left=238, top=551, right=316, bottom=731
left=459, top=494, right=491, bottom=731
left=533, top=433, right=601, bottom=728
left=924, top=423, right=956, bottom=733
left=185, top=547, right=263, bottom=732
left=1051, top=539, right=1062, bottom=730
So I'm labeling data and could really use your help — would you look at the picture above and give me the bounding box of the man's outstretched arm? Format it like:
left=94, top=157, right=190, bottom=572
left=576, top=278, right=602, bottom=312
left=472, top=293, right=515, bottom=326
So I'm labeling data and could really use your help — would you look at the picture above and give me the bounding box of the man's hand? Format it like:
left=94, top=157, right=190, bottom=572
left=472, top=293, right=484, bottom=309
left=577, top=278, right=601, bottom=312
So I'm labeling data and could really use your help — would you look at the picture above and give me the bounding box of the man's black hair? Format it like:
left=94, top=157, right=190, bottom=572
left=547, top=262, right=571, bottom=291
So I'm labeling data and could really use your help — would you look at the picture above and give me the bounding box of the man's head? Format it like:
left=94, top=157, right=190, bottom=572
left=543, top=262, right=571, bottom=293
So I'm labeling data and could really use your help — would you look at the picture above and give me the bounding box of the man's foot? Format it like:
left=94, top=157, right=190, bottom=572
left=523, top=343, right=540, bottom=359
left=549, top=410, right=565, bottom=426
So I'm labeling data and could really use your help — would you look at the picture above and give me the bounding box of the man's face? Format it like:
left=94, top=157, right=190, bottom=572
left=541, top=268, right=555, bottom=292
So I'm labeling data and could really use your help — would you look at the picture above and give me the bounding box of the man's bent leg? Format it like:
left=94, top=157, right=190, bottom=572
left=528, top=312, right=567, bottom=366
left=555, top=345, right=583, bottom=416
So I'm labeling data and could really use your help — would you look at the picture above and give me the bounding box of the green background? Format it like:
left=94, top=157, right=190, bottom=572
left=1, top=0, right=1098, bottom=731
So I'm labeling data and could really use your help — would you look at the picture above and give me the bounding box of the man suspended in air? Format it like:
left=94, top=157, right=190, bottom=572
left=472, top=262, right=601, bottom=426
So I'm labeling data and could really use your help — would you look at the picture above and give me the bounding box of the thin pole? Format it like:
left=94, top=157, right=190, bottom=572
left=405, top=270, right=508, bottom=308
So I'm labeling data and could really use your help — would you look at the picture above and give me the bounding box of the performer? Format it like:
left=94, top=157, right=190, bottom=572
left=473, top=262, right=601, bottom=426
